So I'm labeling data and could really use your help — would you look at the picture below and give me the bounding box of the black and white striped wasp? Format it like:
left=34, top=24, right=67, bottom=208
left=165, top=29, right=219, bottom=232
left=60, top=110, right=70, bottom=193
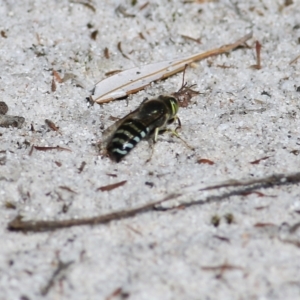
left=101, top=82, right=199, bottom=162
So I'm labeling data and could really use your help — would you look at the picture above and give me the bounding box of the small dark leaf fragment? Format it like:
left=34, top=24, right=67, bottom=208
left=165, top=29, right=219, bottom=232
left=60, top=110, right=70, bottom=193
left=106, top=287, right=130, bottom=300
left=261, top=91, right=271, bottom=97
left=285, top=0, right=293, bottom=6
left=33, top=146, right=71, bottom=152
left=197, top=158, right=214, bottom=165
left=213, top=235, right=230, bottom=243
left=106, top=173, right=117, bottom=177
left=5, top=202, right=16, bottom=209
left=250, top=40, right=262, bottom=69
left=0, top=102, right=8, bottom=115
left=29, top=145, right=34, bottom=156
left=90, top=30, right=98, bottom=40
left=1, top=30, right=7, bottom=38
left=71, top=1, right=96, bottom=12
left=254, top=222, right=276, bottom=227
left=117, top=41, right=130, bottom=59
left=59, top=186, right=77, bottom=194
left=53, top=70, right=63, bottom=83
left=97, top=180, right=127, bottom=192
left=104, top=47, right=110, bottom=59
left=51, top=78, right=56, bottom=92
left=245, top=191, right=267, bottom=197
left=105, top=70, right=122, bottom=76
left=45, top=119, right=59, bottom=132
left=250, top=156, right=270, bottom=164
left=78, top=161, right=86, bottom=173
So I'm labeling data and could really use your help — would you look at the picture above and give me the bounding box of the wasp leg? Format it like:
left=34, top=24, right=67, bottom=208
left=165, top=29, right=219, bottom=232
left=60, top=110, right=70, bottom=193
left=147, top=123, right=194, bottom=163
left=174, top=116, right=181, bottom=132
left=169, top=129, right=195, bottom=150
left=145, top=138, right=155, bottom=163
left=165, top=118, right=194, bottom=150
left=153, top=127, right=160, bottom=142
left=146, top=126, right=167, bottom=163
left=145, top=127, right=161, bottom=163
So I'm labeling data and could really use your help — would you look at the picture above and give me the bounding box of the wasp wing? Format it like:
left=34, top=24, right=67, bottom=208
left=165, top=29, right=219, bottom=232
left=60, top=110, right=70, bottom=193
left=100, top=108, right=140, bottom=149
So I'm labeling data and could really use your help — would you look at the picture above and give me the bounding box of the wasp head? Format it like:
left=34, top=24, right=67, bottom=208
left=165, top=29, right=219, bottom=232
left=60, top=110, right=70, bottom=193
left=157, top=95, right=179, bottom=119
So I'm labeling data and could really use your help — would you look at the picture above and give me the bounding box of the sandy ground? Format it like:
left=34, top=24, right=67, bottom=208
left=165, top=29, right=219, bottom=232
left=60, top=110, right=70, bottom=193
left=1, top=0, right=300, bottom=299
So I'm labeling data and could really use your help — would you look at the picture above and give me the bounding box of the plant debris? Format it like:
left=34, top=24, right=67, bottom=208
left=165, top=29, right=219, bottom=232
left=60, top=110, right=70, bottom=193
left=8, top=194, right=180, bottom=231
left=7, top=171, right=300, bottom=232
left=250, top=41, right=262, bottom=69
left=0, top=102, right=8, bottom=115
left=97, top=180, right=127, bottom=192
left=45, top=119, right=60, bottom=132
left=29, top=145, right=72, bottom=155
left=90, top=32, right=253, bottom=104
left=41, top=260, right=74, bottom=296
left=249, top=156, right=270, bottom=164
left=104, top=47, right=110, bottom=59
left=197, top=158, right=215, bottom=165
left=0, top=101, right=25, bottom=128
left=117, top=41, right=130, bottom=60
left=0, top=115, right=25, bottom=128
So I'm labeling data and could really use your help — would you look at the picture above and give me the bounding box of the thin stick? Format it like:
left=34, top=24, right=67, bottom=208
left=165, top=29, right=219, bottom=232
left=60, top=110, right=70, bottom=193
left=181, top=64, right=188, bottom=89
left=8, top=172, right=300, bottom=232
left=289, top=54, right=300, bottom=65
left=250, top=40, right=262, bottom=69
left=177, top=172, right=300, bottom=209
left=8, top=194, right=181, bottom=232
left=41, top=260, right=73, bottom=296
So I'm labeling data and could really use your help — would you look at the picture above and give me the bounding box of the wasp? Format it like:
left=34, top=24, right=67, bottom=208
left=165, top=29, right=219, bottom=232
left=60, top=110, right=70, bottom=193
left=101, top=84, right=199, bottom=162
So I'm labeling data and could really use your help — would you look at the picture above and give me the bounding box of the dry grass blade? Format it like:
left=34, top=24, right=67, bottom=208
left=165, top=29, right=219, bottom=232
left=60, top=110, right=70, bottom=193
left=90, top=32, right=253, bottom=104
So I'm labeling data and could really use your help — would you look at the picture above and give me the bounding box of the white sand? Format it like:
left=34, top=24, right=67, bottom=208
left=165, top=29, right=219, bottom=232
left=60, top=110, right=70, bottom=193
left=1, top=0, right=300, bottom=299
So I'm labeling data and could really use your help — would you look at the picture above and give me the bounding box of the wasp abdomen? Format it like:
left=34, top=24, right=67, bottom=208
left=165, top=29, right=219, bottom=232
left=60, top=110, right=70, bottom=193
left=107, top=120, right=150, bottom=162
